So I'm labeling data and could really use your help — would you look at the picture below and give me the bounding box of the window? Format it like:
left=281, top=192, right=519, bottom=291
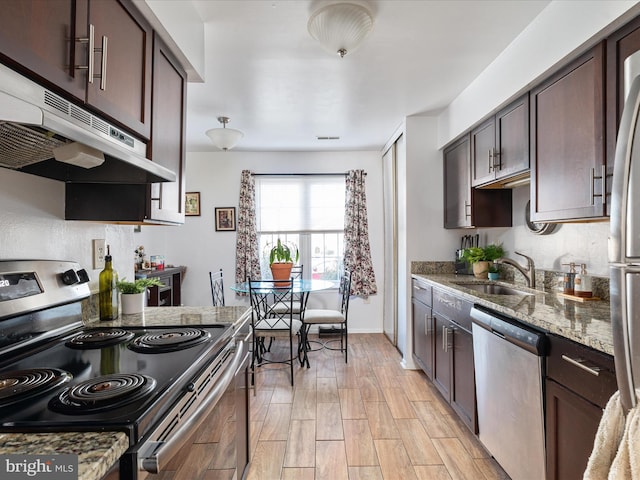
left=256, top=175, right=345, bottom=281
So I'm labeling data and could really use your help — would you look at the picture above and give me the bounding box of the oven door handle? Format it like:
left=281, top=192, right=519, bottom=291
left=138, top=340, right=245, bottom=474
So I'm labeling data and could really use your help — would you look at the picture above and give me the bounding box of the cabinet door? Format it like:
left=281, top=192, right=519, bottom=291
left=0, top=0, right=87, bottom=100
left=432, top=314, right=452, bottom=401
left=148, top=34, right=187, bottom=224
left=496, top=94, right=529, bottom=180
left=471, top=118, right=496, bottom=186
left=444, top=135, right=472, bottom=228
left=545, top=379, right=603, bottom=480
left=530, top=43, right=606, bottom=222
left=87, top=0, right=152, bottom=138
left=412, top=299, right=433, bottom=379
left=450, top=326, right=477, bottom=433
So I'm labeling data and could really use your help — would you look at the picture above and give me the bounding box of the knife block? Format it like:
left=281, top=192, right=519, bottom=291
left=455, top=250, right=472, bottom=275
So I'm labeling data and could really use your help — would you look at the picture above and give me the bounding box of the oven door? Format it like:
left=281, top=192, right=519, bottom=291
left=118, top=336, right=246, bottom=480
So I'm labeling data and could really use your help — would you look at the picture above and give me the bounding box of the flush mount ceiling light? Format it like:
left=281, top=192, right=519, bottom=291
left=206, top=116, right=244, bottom=151
left=308, top=2, right=373, bottom=58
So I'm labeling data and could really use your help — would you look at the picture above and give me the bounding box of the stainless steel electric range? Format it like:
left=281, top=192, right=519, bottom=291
left=0, top=260, right=250, bottom=480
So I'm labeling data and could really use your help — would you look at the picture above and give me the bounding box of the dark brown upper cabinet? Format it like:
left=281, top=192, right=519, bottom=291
left=0, top=0, right=152, bottom=139
left=65, top=34, right=186, bottom=225
left=472, top=94, right=530, bottom=188
left=530, top=43, right=606, bottom=223
left=607, top=15, right=640, bottom=167
left=444, top=134, right=512, bottom=229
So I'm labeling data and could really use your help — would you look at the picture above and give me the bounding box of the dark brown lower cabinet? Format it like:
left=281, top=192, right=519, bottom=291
left=545, top=334, right=617, bottom=480
left=412, top=279, right=433, bottom=379
left=545, top=379, right=603, bottom=480
left=432, top=289, right=476, bottom=433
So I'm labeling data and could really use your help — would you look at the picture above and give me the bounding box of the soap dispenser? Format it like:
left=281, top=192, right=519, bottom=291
left=562, top=263, right=576, bottom=295
left=574, top=264, right=593, bottom=298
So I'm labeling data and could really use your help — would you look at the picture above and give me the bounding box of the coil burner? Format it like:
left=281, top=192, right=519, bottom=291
left=66, top=328, right=135, bottom=349
left=128, top=328, right=211, bottom=353
left=49, top=373, right=156, bottom=414
left=0, top=368, right=72, bottom=406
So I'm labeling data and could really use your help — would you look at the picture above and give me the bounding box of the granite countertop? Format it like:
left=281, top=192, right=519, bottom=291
left=413, top=274, right=613, bottom=355
left=0, top=306, right=250, bottom=480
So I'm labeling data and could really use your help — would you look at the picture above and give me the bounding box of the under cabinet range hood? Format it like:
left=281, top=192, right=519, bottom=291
left=0, top=63, right=176, bottom=184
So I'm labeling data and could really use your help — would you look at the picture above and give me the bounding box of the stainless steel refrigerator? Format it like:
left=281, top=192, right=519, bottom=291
left=610, top=50, right=640, bottom=412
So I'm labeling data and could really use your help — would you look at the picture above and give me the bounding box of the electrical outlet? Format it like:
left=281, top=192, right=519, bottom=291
left=93, top=239, right=106, bottom=269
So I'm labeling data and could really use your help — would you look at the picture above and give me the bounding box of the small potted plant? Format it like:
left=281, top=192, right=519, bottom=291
left=462, top=244, right=505, bottom=279
left=117, top=277, right=163, bottom=315
left=488, top=264, right=500, bottom=281
left=269, top=239, right=299, bottom=285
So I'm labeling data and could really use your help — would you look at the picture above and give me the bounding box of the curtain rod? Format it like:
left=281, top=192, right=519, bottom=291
left=252, top=172, right=366, bottom=176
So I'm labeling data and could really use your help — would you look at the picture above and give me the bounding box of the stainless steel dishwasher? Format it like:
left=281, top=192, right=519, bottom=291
left=471, top=305, right=548, bottom=480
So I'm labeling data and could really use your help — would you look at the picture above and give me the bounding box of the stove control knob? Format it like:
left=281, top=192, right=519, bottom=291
left=61, top=269, right=80, bottom=285
left=76, top=269, right=90, bottom=283
left=185, top=383, right=195, bottom=393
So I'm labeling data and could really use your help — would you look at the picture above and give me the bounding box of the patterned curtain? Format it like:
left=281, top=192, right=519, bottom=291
left=344, top=170, right=377, bottom=296
left=235, top=170, right=261, bottom=285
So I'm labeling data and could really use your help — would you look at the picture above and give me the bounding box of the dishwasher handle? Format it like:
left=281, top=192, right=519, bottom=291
left=470, top=306, right=547, bottom=356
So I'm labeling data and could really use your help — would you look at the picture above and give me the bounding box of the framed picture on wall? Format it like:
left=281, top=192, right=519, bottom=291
left=215, top=207, right=236, bottom=231
left=185, top=192, right=201, bottom=216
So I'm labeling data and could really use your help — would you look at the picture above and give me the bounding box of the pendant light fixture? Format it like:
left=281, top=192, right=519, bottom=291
left=308, top=2, right=374, bottom=58
left=206, top=116, right=244, bottom=151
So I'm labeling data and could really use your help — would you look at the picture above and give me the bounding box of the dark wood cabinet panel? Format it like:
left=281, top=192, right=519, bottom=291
left=412, top=297, right=433, bottom=380
left=444, top=134, right=512, bottom=229
left=450, top=326, right=476, bottom=433
left=432, top=314, right=451, bottom=401
left=495, top=94, right=529, bottom=180
left=87, top=0, right=152, bottom=139
left=431, top=288, right=477, bottom=432
left=444, top=135, right=472, bottom=228
left=530, top=43, right=606, bottom=222
left=148, top=34, right=187, bottom=224
left=471, top=118, right=496, bottom=186
left=0, top=0, right=87, bottom=100
left=545, top=380, right=603, bottom=480
left=472, top=94, right=529, bottom=188
left=0, top=0, right=152, bottom=139
left=545, top=334, right=616, bottom=480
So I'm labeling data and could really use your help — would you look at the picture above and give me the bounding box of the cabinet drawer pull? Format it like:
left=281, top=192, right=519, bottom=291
left=75, top=24, right=96, bottom=83
left=589, top=166, right=605, bottom=206
left=99, top=35, right=108, bottom=90
left=464, top=201, right=471, bottom=219
left=488, top=148, right=493, bottom=172
left=561, top=354, right=601, bottom=376
left=424, top=314, right=431, bottom=335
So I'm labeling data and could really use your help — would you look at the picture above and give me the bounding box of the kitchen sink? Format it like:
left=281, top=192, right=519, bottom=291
left=453, top=282, right=535, bottom=296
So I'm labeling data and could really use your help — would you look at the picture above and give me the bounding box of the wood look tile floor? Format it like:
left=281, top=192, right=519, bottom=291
left=158, top=333, right=510, bottom=480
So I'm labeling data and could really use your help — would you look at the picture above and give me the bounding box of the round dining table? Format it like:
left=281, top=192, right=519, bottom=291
left=230, top=278, right=335, bottom=295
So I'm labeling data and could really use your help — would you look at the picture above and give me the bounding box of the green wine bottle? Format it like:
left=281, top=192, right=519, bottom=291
left=99, top=245, right=119, bottom=320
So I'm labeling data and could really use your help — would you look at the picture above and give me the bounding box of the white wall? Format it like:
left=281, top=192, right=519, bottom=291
left=438, top=0, right=640, bottom=147
left=138, top=150, right=385, bottom=334
left=0, top=169, right=135, bottom=292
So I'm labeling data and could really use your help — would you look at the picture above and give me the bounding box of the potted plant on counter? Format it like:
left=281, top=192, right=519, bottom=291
left=117, top=278, right=164, bottom=315
left=269, top=239, right=299, bottom=286
left=462, top=244, right=505, bottom=279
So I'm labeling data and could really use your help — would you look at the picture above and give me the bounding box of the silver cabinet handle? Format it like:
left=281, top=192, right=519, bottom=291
left=561, top=354, right=601, bottom=376
left=424, top=313, right=431, bottom=335
left=100, top=35, right=108, bottom=90
left=590, top=165, right=606, bottom=206
left=488, top=148, right=493, bottom=172
left=75, top=24, right=95, bottom=82
left=464, top=201, right=471, bottom=219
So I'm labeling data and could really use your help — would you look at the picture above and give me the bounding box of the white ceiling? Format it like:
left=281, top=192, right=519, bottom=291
left=186, top=0, right=551, bottom=153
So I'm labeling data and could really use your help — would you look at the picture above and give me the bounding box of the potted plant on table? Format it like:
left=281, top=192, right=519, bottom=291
left=461, top=244, right=505, bottom=279
left=269, top=239, right=299, bottom=286
left=117, top=278, right=164, bottom=315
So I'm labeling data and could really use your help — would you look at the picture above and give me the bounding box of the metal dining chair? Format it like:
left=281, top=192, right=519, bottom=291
left=209, top=269, right=225, bottom=306
left=301, top=270, right=352, bottom=366
left=249, top=279, right=302, bottom=386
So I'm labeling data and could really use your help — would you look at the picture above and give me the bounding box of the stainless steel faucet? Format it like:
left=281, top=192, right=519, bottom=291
left=494, top=251, right=536, bottom=289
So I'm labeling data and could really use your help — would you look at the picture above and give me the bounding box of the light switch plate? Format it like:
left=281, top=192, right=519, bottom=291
left=93, top=239, right=106, bottom=269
